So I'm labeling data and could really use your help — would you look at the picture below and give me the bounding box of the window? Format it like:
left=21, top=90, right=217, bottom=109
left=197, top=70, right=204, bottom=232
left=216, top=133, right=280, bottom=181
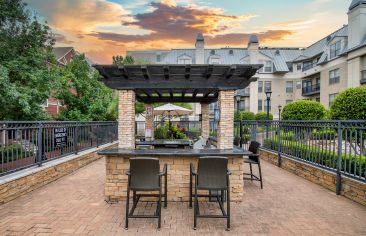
left=258, top=99, right=263, bottom=112
left=286, top=100, right=293, bottom=104
left=41, top=99, right=48, bottom=108
left=329, top=69, right=340, bottom=85
left=330, top=41, right=341, bottom=59
left=178, top=58, right=191, bottom=64
left=209, top=57, right=220, bottom=64
left=210, top=49, right=215, bottom=55
left=296, top=81, right=302, bottom=89
left=259, top=60, right=273, bottom=73
left=329, top=93, right=338, bottom=107
left=286, top=81, right=294, bottom=93
left=229, top=49, right=234, bottom=55
left=265, top=81, right=272, bottom=92
left=258, top=81, right=263, bottom=93
left=156, top=54, right=161, bottom=62
left=297, top=64, right=302, bottom=71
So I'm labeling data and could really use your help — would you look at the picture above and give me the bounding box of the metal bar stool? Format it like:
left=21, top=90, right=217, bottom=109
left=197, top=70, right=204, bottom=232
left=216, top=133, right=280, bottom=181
left=189, top=156, right=231, bottom=231
left=243, top=141, right=263, bottom=189
left=125, top=157, right=167, bottom=230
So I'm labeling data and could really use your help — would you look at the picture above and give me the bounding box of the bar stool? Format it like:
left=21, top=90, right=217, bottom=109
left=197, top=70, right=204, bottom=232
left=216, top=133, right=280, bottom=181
left=189, top=156, right=231, bottom=231
left=243, top=141, right=263, bottom=189
left=125, top=157, right=167, bottom=229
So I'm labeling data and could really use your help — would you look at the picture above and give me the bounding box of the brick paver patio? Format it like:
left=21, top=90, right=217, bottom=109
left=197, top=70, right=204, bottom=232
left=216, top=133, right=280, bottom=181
left=0, top=158, right=365, bottom=236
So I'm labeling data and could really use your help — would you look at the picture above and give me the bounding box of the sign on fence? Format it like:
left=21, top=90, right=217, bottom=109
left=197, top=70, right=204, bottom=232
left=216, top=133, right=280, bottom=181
left=54, top=127, right=68, bottom=148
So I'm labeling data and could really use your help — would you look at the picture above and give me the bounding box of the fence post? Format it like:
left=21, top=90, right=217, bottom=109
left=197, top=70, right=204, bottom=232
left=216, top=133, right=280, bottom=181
left=37, top=123, right=43, bottom=167
left=239, top=120, right=243, bottom=148
left=74, top=125, right=78, bottom=154
left=277, top=121, right=282, bottom=167
left=96, top=124, right=99, bottom=148
left=336, top=121, right=342, bottom=195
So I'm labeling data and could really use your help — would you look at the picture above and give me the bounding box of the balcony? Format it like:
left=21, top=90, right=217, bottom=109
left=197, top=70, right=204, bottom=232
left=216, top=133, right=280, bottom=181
left=361, top=70, right=366, bottom=85
left=302, top=83, right=320, bottom=96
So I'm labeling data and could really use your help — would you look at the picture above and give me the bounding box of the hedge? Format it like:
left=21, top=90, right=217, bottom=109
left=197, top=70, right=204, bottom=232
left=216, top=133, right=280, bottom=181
left=282, top=100, right=326, bottom=120
left=330, top=86, right=366, bottom=120
left=255, top=112, right=273, bottom=120
left=263, top=138, right=365, bottom=178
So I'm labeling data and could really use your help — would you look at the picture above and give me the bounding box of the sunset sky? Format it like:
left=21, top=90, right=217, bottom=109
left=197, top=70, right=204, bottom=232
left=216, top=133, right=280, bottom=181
left=25, top=0, right=350, bottom=63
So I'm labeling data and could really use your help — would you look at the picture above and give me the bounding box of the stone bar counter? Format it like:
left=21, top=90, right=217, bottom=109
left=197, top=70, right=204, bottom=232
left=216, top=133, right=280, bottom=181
left=99, top=148, right=251, bottom=202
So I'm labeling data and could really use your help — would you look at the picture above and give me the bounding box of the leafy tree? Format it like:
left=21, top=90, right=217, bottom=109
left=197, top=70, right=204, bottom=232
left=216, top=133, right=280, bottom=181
left=255, top=112, right=273, bottom=120
left=282, top=100, right=326, bottom=120
left=112, top=55, right=124, bottom=65
left=330, top=87, right=366, bottom=120
left=54, top=54, right=116, bottom=121
left=0, top=0, right=57, bottom=120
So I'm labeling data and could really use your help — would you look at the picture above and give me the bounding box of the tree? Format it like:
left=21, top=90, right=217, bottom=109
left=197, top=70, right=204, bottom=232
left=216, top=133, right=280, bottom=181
left=330, top=87, right=366, bottom=120
left=54, top=54, right=117, bottom=121
left=255, top=112, right=273, bottom=120
left=0, top=0, right=58, bottom=120
left=282, top=100, right=326, bottom=120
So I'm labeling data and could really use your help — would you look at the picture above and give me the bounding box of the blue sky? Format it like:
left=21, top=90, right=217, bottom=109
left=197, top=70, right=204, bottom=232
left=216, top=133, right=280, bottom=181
left=26, top=0, right=351, bottom=63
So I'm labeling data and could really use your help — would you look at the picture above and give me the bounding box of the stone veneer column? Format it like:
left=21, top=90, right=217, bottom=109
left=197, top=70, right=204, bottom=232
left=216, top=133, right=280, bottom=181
left=118, top=90, right=135, bottom=148
left=201, top=103, right=210, bottom=139
left=217, top=90, right=235, bottom=149
left=145, top=104, right=154, bottom=141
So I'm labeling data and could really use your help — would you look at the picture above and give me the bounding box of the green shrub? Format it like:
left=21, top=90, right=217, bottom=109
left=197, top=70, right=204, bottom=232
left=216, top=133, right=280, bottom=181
left=282, top=100, right=326, bottom=120
left=263, top=138, right=365, bottom=178
left=255, top=112, right=273, bottom=120
left=1, top=144, right=29, bottom=164
left=311, top=129, right=337, bottom=140
left=241, top=111, right=255, bottom=120
left=186, top=128, right=200, bottom=141
left=281, top=131, right=296, bottom=141
left=330, top=86, right=366, bottom=120
left=154, top=124, right=169, bottom=139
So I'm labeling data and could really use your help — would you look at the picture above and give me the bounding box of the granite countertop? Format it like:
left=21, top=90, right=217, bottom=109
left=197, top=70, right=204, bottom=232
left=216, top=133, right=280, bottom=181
left=98, top=147, right=252, bottom=157
left=136, top=140, right=192, bottom=145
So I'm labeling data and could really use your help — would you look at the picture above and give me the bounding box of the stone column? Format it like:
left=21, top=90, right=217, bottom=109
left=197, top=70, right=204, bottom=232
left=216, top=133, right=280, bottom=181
left=118, top=90, right=135, bottom=149
left=145, top=104, right=154, bottom=141
left=201, top=103, right=210, bottom=139
left=217, top=90, right=235, bottom=149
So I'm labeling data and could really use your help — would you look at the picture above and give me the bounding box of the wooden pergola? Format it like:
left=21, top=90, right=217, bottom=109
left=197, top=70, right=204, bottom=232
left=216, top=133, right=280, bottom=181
left=94, top=64, right=261, bottom=103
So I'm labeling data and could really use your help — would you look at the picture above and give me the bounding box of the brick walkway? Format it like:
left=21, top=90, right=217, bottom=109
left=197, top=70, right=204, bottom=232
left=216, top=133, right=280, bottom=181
left=0, top=158, right=365, bottom=236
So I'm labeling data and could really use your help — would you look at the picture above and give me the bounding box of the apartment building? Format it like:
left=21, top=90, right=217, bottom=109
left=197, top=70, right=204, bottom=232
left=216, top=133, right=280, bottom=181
left=128, top=0, right=366, bottom=119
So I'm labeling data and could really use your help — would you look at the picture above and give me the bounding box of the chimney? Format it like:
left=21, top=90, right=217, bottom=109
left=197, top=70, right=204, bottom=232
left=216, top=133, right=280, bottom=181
left=348, top=0, right=366, bottom=49
left=248, top=34, right=259, bottom=64
left=195, top=33, right=204, bottom=64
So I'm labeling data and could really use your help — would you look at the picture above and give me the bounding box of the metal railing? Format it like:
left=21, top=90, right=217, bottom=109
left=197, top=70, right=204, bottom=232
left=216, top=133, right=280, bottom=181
left=302, top=83, right=320, bottom=96
left=232, top=120, right=366, bottom=193
left=0, top=121, right=118, bottom=176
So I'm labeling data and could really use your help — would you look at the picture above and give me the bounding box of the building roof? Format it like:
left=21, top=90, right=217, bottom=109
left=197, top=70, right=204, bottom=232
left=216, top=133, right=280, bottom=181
left=349, top=0, right=366, bottom=10
left=52, top=47, right=74, bottom=61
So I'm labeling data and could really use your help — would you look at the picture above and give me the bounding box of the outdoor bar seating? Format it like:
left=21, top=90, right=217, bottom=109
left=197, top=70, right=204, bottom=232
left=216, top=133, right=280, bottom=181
left=190, top=156, right=231, bottom=230
left=243, top=141, right=263, bottom=189
left=125, top=157, right=167, bottom=229
left=95, top=64, right=262, bottom=229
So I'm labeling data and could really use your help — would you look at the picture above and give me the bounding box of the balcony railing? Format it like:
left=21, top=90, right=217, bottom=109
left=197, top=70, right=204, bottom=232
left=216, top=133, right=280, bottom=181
left=0, top=121, right=118, bottom=176
left=302, top=83, right=320, bottom=96
left=361, top=70, right=366, bottom=84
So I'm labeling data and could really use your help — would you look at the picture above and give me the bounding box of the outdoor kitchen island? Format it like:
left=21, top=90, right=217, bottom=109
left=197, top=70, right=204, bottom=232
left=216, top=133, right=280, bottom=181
left=94, top=64, right=261, bottom=203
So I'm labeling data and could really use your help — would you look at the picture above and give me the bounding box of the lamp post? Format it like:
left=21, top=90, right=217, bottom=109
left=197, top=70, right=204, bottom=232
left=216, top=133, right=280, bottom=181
left=234, top=94, right=243, bottom=147
left=265, top=91, right=272, bottom=138
left=278, top=105, right=282, bottom=121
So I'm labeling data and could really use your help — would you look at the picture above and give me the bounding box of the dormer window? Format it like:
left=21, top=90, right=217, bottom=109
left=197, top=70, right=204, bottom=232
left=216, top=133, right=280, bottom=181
left=259, top=60, right=273, bottom=73
left=210, top=50, right=215, bottom=55
left=330, top=41, right=341, bottom=59
left=229, top=49, right=234, bottom=55
left=156, top=54, right=161, bottom=62
left=177, top=54, right=192, bottom=64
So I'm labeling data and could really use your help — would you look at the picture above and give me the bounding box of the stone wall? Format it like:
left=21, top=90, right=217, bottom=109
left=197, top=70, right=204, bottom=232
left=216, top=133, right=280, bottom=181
left=145, top=104, right=154, bottom=140
left=260, top=149, right=366, bottom=206
left=105, top=155, right=244, bottom=202
left=217, top=90, right=235, bottom=149
left=0, top=143, right=117, bottom=205
left=118, top=90, right=135, bottom=148
left=201, top=103, right=209, bottom=139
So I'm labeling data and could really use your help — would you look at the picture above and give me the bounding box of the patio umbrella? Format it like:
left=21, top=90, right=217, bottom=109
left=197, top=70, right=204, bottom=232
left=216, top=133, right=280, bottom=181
left=153, top=103, right=193, bottom=131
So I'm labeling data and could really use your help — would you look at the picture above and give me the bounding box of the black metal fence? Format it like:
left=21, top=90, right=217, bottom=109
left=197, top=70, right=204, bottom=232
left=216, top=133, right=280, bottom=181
left=233, top=120, right=366, bottom=189
left=0, top=121, right=118, bottom=176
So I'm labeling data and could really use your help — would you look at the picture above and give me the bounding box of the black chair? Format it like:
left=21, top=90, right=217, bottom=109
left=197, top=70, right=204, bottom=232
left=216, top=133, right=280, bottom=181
left=125, top=157, right=167, bottom=230
left=189, top=156, right=231, bottom=231
left=243, top=141, right=263, bottom=189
